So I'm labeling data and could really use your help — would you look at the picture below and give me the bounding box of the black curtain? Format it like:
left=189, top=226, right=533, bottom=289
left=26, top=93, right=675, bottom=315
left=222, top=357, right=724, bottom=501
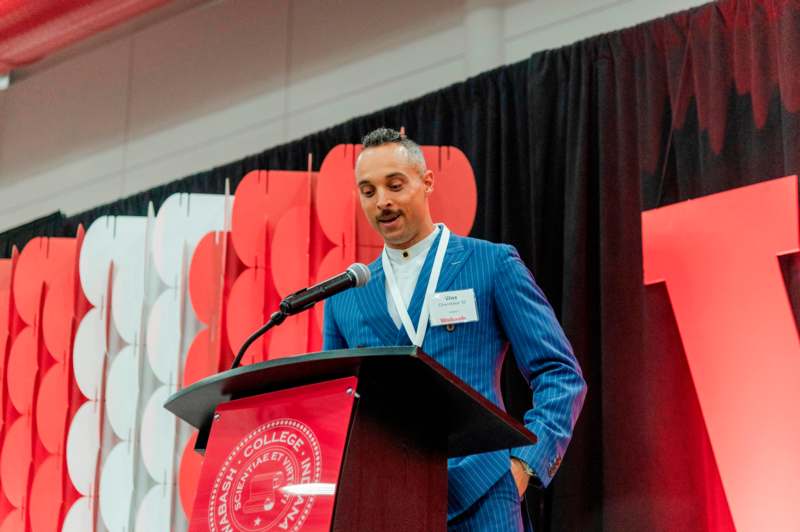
left=3, top=1, right=799, bottom=529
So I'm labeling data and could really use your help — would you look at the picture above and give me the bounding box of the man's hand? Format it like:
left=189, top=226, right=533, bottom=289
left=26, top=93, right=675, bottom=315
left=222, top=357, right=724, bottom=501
left=510, top=457, right=531, bottom=497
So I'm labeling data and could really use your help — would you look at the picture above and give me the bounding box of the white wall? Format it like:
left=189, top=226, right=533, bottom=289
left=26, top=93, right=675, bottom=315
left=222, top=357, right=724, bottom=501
left=0, top=0, right=709, bottom=233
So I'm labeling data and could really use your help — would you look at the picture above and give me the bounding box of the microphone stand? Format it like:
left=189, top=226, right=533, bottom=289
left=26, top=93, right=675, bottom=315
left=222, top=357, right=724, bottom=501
left=230, top=310, right=287, bottom=369
left=229, top=264, right=367, bottom=370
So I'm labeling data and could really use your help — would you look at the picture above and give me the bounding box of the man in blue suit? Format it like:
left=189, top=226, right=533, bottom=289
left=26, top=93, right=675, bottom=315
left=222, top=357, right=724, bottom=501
left=322, top=128, right=586, bottom=531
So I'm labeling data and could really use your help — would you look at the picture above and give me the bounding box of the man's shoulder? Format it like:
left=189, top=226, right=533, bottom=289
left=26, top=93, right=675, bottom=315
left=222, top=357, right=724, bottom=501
left=451, top=233, right=514, bottom=257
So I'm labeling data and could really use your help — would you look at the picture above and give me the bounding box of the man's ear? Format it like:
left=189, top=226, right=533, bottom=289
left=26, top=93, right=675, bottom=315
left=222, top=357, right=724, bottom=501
left=423, top=170, right=434, bottom=194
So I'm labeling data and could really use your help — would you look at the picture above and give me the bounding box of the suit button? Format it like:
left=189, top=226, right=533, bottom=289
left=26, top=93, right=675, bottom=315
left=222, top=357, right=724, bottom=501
left=445, top=324, right=456, bottom=332
left=548, top=455, right=562, bottom=477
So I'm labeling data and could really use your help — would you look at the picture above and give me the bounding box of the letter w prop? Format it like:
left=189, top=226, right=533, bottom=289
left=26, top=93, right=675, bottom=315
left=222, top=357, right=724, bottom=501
left=642, top=176, right=800, bottom=532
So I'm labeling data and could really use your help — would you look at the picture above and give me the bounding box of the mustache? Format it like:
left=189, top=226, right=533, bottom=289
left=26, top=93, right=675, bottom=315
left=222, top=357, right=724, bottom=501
left=376, top=209, right=402, bottom=222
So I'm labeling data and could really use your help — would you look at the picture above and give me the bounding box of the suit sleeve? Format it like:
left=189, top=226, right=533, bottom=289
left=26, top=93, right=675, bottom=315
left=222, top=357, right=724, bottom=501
left=322, top=298, right=348, bottom=351
left=494, top=245, right=587, bottom=487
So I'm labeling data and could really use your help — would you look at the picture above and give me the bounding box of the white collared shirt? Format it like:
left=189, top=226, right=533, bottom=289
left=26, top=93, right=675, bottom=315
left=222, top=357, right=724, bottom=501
left=384, top=226, right=440, bottom=328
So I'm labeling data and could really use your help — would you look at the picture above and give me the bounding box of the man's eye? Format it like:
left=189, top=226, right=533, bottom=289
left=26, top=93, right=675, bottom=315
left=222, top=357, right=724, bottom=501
left=361, top=188, right=374, bottom=197
left=389, top=184, right=402, bottom=191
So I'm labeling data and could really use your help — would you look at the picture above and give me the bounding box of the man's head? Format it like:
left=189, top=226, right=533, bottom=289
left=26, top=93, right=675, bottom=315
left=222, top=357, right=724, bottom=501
left=355, top=127, right=435, bottom=249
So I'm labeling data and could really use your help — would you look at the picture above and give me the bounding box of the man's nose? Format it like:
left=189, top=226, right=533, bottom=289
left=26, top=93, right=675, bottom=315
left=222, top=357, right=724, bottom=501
left=375, top=189, right=392, bottom=210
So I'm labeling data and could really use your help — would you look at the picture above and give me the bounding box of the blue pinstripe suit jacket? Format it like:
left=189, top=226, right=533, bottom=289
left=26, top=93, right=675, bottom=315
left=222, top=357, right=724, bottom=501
left=322, top=232, right=586, bottom=520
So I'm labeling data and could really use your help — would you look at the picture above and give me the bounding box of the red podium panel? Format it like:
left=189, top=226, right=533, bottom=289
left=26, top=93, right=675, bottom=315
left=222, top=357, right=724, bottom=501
left=190, top=376, right=357, bottom=532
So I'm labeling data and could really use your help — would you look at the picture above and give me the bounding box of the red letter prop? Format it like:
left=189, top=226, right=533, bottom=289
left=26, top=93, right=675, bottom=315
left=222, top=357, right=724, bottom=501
left=642, top=176, right=800, bottom=532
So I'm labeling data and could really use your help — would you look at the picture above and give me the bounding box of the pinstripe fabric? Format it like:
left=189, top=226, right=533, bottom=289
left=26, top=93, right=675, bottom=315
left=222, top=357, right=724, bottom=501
left=446, top=471, right=524, bottom=532
left=323, top=232, right=586, bottom=526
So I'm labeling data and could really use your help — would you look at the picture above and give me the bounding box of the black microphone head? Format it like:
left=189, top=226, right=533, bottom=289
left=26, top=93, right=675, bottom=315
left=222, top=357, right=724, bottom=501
left=347, top=263, right=371, bottom=287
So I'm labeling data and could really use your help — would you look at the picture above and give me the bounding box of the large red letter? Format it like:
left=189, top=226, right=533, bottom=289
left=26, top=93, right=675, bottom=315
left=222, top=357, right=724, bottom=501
left=642, top=176, right=800, bottom=532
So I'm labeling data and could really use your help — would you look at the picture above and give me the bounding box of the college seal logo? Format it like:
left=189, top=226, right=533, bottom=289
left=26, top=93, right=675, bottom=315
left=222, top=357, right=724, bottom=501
left=207, top=418, right=323, bottom=531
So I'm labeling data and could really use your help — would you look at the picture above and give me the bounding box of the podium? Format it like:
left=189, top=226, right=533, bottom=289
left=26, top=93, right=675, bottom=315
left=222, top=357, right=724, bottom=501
left=165, top=346, right=537, bottom=531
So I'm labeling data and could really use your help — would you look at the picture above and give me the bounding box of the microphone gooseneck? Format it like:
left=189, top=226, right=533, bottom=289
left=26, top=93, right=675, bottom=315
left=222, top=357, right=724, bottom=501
left=231, top=263, right=370, bottom=369
left=230, top=311, right=286, bottom=369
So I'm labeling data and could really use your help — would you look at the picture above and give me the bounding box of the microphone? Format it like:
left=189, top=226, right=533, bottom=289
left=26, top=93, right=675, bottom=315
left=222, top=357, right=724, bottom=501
left=231, top=263, right=371, bottom=369
left=279, top=263, right=371, bottom=316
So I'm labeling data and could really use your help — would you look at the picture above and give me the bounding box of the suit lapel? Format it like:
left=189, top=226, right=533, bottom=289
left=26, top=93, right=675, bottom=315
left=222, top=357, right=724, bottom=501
left=355, top=259, right=399, bottom=345
left=358, top=232, right=474, bottom=346
left=400, top=234, right=473, bottom=344
left=398, top=232, right=442, bottom=344
left=434, top=235, right=472, bottom=293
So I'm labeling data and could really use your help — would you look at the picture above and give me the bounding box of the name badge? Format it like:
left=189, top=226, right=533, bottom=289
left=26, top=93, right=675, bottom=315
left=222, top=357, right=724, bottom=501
left=429, top=289, right=479, bottom=327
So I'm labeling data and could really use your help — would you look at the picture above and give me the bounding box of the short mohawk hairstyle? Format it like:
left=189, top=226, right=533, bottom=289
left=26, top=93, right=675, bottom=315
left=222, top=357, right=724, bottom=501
left=360, top=127, right=427, bottom=173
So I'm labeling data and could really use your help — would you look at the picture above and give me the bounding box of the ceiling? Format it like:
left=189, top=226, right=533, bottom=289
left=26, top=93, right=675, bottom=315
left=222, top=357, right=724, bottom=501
left=0, top=0, right=207, bottom=77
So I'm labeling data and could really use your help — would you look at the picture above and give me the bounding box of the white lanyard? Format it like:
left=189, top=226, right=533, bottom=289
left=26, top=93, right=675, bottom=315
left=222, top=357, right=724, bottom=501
left=381, top=225, right=451, bottom=347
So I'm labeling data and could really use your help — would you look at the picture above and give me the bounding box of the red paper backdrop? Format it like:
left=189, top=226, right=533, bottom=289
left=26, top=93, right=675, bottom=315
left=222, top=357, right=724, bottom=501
left=0, top=144, right=476, bottom=530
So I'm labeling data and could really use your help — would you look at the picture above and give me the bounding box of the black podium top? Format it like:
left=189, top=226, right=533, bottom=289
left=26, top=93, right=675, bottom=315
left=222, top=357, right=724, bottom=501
left=164, top=347, right=536, bottom=457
